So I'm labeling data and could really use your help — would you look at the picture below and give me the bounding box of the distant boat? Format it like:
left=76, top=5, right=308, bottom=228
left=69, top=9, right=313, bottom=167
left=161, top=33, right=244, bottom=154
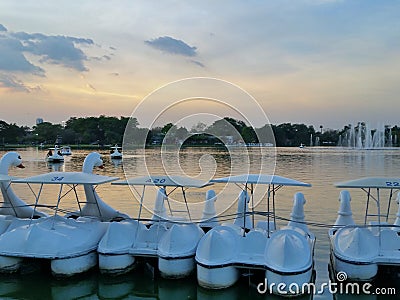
left=46, top=145, right=64, bottom=163
left=61, top=146, right=72, bottom=156
left=299, top=143, right=305, bottom=148
left=110, top=144, right=122, bottom=159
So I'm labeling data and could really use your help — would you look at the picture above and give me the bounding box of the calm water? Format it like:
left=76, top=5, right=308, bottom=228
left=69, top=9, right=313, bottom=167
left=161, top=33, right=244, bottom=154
left=1, top=147, right=399, bottom=300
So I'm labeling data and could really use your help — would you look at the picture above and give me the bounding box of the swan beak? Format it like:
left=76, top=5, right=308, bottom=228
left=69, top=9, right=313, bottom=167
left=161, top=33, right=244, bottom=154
left=98, top=165, right=104, bottom=169
left=17, top=163, right=25, bottom=169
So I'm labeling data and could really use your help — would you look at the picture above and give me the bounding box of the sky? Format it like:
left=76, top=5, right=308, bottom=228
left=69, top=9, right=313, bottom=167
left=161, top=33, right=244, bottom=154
left=0, top=0, right=399, bottom=130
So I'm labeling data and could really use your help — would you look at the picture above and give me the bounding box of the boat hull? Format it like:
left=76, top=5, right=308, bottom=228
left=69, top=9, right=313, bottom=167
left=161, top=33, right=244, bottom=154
left=0, top=256, right=22, bottom=273
left=331, top=254, right=378, bottom=281
left=98, top=253, right=136, bottom=275
left=51, top=252, right=98, bottom=277
left=266, top=268, right=313, bottom=296
left=159, top=257, right=195, bottom=278
left=47, top=158, right=64, bottom=163
left=197, top=265, right=239, bottom=289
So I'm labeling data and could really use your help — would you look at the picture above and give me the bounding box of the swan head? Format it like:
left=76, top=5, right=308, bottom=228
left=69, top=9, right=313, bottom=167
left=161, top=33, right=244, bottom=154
left=82, top=152, right=104, bottom=173
left=0, top=152, right=25, bottom=174
left=294, top=192, right=306, bottom=205
left=339, top=190, right=351, bottom=203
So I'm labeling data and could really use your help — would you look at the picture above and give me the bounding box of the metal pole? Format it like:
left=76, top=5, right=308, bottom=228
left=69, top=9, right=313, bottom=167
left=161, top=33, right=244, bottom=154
left=251, top=183, right=255, bottom=228
left=182, top=187, right=192, bottom=222
left=29, top=183, right=43, bottom=226
left=267, top=184, right=271, bottom=238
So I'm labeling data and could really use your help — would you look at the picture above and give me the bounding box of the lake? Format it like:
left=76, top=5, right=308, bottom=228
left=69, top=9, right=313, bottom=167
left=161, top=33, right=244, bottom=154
left=0, top=146, right=399, bottom=300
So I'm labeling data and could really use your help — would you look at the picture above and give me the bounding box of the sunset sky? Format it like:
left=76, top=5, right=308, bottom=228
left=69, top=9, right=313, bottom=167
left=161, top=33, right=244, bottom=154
left=0, top=0, right=399, bottom=130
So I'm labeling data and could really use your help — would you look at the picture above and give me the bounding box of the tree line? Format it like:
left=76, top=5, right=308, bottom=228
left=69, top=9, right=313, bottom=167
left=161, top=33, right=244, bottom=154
left=0, top=116, right=399, bottom=147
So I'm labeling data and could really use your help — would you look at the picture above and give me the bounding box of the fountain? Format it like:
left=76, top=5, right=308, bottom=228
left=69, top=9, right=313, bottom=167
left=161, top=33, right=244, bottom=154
left=337, top=122, right=393, bottom=149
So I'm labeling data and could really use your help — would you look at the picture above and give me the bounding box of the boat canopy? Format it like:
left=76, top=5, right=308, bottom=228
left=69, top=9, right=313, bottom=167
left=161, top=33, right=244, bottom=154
left=211, top=174, right=311, bottom=187
left=12, top=172, right=118, bottom=185
left=335, top=177, right=400, bottom=189
left=112, top=175, right=213, bottom=188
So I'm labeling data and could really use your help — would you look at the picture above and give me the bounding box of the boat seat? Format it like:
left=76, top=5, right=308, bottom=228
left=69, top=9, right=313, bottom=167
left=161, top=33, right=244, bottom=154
left=256, top=220, right=276, bottom=233
left=368, top=221, right=389, bottom=235
left=380, top=229, right=400, bottom=251
left=132, top=223, right=168, bottom=254
left=237, top=230, right=268, bottom=266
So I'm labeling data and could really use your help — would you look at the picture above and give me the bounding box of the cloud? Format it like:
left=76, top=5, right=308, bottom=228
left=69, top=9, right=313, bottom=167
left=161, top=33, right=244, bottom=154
left=145, top=36, right=197, bottom=57
left=0, top=25, right=97, bottom=75
left=0, top=36, right=45, bottom=75
left=17, top=34, right=93, bottom=71
left=0, top=24, right=104, bottom=93
left=86, top=83, right=97, bottom=92
left=190, top=60, right=205, bottom=68
left=0, top=73, right=30, bottom=92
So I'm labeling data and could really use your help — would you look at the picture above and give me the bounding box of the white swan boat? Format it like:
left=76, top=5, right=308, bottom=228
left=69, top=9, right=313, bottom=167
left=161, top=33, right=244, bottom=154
left=98, top=175, right=218, bottom=277
left=195, top=174, right=315, bottom=296
left=61, top=146, right=72, bottom=156
left=46, top=145, right=64, bottom=163
left=0, top=152, right=48, bottom=242
left=110, top=144, right=122, bottom=159
left=329, top=177, right=400, bottom=281
left=0, top=152, right=47, bottom=220
left=0, top=152, right=128, bottom=276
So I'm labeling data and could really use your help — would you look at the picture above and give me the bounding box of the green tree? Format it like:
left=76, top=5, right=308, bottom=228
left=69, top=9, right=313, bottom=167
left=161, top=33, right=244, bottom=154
left=0, top=121, right=27, bottom=144
left=33, top=122, right=62, bottom=144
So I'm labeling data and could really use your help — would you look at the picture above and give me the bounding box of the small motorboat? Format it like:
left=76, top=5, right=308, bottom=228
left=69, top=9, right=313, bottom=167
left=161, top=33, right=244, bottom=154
left=98, top=175, right=218, bottom=277
left=0, top=152, right=128, bottom=276
left=329, top=177, right=400, bottom=281
left=110, top=145, right=122, bottom=159
left=60, top=146, right=72, bottom=156
left=195, top=174, right=315, bottom=296
left=46, top=145, right=64, bottom=163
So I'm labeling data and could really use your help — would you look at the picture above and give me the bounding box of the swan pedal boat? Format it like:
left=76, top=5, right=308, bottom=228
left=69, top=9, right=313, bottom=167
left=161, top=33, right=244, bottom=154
left=98, top=175, right=218, bottom=277
left=60, top=146, right=72, bottom=156
left=330, top=177, right=400, bottom=281
left=0, top=174, right=32, bottom=237
left=0, top=167, right=125, bottom=276
left=46, top=145, right=64, bottom=163
left=110, top=145, right=122, bottom=160
left=195, top=174, right=315, bottom=296
left=0, top=152, right=48, bottom=236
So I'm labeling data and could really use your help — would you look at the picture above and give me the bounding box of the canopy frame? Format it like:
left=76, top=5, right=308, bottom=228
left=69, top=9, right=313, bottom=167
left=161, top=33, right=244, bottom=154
left=212, top=174, right=311, bottom=238
left=113, top=175, right=211, bottom=224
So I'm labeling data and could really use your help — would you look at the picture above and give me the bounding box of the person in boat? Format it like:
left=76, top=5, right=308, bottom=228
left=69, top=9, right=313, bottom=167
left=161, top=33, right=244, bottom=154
left=47, top=149, right=53, bottom=157
left=57, top=150, right=62, bottom=156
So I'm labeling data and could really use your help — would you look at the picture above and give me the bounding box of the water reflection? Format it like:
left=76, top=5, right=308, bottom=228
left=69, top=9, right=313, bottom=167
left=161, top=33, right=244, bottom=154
left=0, top=268, right=316, bottom=300
left=46, top=162, right=64, bottom=172
left=0, top=147, right=399, bottom=299
left=110, top=158, right=123, bottom=168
